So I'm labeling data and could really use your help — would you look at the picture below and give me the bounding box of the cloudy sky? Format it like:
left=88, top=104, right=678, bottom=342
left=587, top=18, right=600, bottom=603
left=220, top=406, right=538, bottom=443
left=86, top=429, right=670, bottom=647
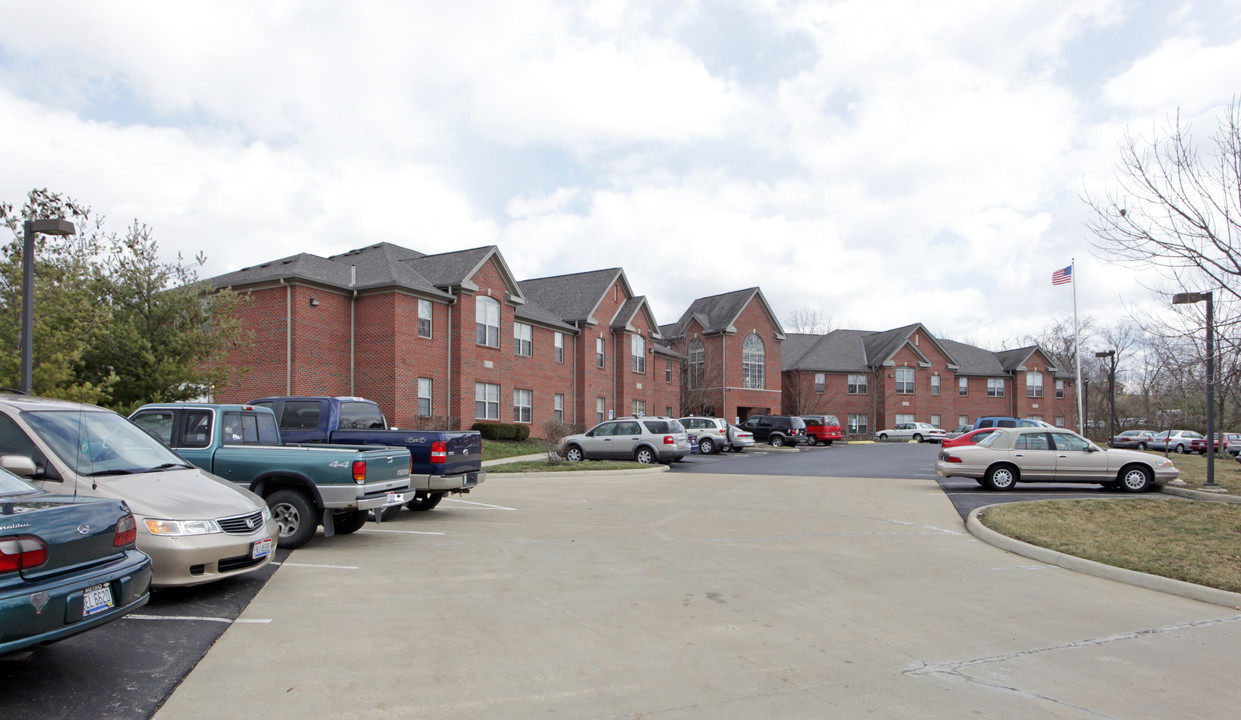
left=3, top=0, right=1239, bottom=348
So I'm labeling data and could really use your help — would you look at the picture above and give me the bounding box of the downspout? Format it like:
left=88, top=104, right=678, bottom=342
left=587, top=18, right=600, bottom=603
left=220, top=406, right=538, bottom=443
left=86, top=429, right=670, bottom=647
left=446, top=288, right=456, bottom=424
left=612, top=332, right=618, bottom=417
left=279, top=278, right=291, bottom=394
left=350, top=265, right=357, bottom=395
left=722, top=334, right=728, bottom=417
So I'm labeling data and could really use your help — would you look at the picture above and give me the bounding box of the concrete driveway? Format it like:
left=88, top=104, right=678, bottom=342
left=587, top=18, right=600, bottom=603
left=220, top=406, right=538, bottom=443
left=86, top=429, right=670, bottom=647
left=157, top=472, right=1240, bottom=719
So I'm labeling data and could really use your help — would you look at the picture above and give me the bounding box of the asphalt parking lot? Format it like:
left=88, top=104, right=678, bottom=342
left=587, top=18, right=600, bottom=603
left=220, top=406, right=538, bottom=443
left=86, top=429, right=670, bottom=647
left=8, top=442, right=1229, bottom=719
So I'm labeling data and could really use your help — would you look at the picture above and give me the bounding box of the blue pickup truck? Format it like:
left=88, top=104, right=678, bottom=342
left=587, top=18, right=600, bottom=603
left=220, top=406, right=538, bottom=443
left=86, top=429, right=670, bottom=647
left=249, top=396, right=485, bottom=514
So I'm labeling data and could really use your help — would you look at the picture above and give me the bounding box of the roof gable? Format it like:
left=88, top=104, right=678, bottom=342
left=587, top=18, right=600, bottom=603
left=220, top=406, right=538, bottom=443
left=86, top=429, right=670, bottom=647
left=519, top=268, right=629, bottom=326
left=669, top=287, right=786, bottom=340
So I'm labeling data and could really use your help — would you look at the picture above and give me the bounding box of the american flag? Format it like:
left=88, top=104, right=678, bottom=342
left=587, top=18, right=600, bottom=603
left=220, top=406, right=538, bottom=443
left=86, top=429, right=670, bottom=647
left=1052, top=265, right=1072, bottom=285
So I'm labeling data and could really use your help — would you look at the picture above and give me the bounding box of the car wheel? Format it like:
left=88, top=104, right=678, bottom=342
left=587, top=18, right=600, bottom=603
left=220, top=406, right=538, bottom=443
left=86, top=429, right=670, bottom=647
left=878, top=433, right=888, bottom=441
left=913, top=434, right=923, bottom=443
left=1137, top=442, right=1147, bottom=450
left=267, top=489, right=318, bottom=549
left=732, top=446, right=745, bottom=453
left=823, top=440, right=833, bottom=446
left=1119, top=465, right=1153, bottom=493
left=333, top=509, right=369, bottom=535
left=770, top=435, right=785, bottom=447
left=564, top=445, right=584, bottom=462
left=983, top=464, right=1018, bottom=491
left=805, top=436, right=818, bottom=446
left=405, top=491, right=444, bottom=511
left=1175, top=443, right=1187, bottom=454
left=698, top=438, right=715, bottom=455
left=635, top=447, right=656, bottom=464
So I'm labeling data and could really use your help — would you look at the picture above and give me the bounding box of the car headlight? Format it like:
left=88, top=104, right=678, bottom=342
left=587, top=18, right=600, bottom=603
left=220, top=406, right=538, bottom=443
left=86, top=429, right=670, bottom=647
left=261, top=504, right=272, bottom=522
left=142, top=518, right=222, bottom=536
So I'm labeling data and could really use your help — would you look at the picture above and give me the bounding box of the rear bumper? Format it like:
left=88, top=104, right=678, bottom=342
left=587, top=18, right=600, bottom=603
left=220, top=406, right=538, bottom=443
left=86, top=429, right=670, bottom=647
left=418, top=470, right=487, bottom=492
left=320, top=477, right=412, bottom=511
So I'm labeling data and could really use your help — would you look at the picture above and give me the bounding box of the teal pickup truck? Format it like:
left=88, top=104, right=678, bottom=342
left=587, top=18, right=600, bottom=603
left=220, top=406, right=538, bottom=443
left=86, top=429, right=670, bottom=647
left=130, top=403, right=412, bottom=549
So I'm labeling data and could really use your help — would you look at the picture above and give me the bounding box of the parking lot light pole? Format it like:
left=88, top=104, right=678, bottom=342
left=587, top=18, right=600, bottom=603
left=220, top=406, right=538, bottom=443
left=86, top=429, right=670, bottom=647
left=1095, top=350, right=1116, bottom=441
left=20, top=218, right=77, bottom=394
left=1172, top=291, right=1221, bottom=491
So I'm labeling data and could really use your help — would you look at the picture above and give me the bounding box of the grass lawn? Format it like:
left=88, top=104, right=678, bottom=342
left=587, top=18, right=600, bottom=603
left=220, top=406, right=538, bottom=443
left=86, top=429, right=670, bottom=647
left=1148, top=449, right=1241, bottom=493
left=480, top=438, right=546, bottom=461
left=487, top=459, right=651, bottom=473
left=979, top=498, right=1241, bottom=594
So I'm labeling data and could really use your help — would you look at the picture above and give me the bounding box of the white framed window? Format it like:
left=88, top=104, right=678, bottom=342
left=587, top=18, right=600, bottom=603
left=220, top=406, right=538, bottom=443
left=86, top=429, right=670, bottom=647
left=665, top=359, right=672, bottom=383
left=1027, top=415, right=1043, bottom=423
left=417, top=378, right=432, bottom=416
left=895, top=367, right=914, bottom=394
left=930, top=414, right=941, bottom=428
left=930, top=375, right=940, bottom=396
left=1056, top=379, right=1065, bottom=398
left=959, top=377, right=968, bottom=396
left=1055, top=416, right=1065, bottom=427
left=596, top=397, right=606, bottom=424
left=848, top=414, right=868, bottom=435
left=554, top=393, right=564, bottom=422
left=742, top=334, right=764, bottom=389
left=632, top=399, right=646, bottom=417
left=474, top=382, right=499, bottom=419
left=554, top=332, right=564, bottom=363
left=418, top=299, right=432, bottom=338
left=848, top=374, right=867, bottom=394
left=814, top=373, right=826, bottom=394
left=632, top=334, right=646, bottom=374
left=1027, top=371, right=1043, bottom=398
left=596, top=337, right=605, bottom=368
left=514, top=322, right=532, bottom=357
left=688, top=339, right=704, bottom=388
left=513, top=389, right=532, bottom=423
left=987, top=378, right=1004, bottom=397
left=958, top=415, right=969, bottom=426
left=476, top=296, right=500, bottom=347
left=895, top=413, right=914, bottom=425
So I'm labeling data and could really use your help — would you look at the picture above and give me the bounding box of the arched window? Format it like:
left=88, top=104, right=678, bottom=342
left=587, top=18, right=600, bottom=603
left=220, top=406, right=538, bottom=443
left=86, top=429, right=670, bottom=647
left=475, top=296, right=499, bottom=347
left=688, top=339, right=704, bottom=388
left=742, top=334, right=764, bottom=389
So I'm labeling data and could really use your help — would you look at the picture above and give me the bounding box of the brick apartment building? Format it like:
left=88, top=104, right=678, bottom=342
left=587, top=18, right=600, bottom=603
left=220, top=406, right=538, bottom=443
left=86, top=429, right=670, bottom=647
left=781, top=323, right=1077, bottom=436
left=208, top=243, right=680, bottom=431
left=660, top=288, right=786, bottom=423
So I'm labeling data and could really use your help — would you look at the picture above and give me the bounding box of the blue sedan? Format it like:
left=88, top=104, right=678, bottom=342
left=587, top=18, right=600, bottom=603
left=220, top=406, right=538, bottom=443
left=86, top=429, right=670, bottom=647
left=1, top=467, right=152, bottom=656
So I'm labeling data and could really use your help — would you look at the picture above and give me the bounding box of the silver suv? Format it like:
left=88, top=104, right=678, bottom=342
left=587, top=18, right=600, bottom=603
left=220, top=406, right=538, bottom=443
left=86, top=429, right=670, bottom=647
left=678, top=416, right=731, bottom=455
left=558, top=417, right=691, bottom=464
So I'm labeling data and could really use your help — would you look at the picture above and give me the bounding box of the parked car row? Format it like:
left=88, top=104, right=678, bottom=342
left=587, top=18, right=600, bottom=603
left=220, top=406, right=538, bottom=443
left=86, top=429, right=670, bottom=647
left=1105, top=428, right=1233, bottom=455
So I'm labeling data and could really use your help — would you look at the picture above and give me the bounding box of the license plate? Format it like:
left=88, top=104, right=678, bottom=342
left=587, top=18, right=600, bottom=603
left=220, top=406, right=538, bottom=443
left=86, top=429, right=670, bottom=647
left=83, top=583, right=115, bottom=617
left=251, top=537, right=273, bottom=560
left=384, top=491, right=406, bottom=506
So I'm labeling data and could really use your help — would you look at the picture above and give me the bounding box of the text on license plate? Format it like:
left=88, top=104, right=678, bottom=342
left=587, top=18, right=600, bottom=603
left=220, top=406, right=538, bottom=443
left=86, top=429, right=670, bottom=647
left=251, top=537, right=273, bottom=560
left=83, top=583, right=115, bottom=617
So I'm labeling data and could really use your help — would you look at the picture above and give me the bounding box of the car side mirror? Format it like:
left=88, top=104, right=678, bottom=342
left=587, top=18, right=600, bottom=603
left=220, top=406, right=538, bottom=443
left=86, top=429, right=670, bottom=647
left=0, top=454, right=38, bottom=477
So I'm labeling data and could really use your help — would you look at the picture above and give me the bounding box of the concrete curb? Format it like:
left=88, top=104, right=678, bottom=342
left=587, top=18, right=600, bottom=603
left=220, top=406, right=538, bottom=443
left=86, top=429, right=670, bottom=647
left=481, top=453, right=547, bottom=467
left=1159, top=483, right=1241, bottom=503
left=966, top=505, right=1241, bottom=609
left=483, top=464, right=670, bottom=479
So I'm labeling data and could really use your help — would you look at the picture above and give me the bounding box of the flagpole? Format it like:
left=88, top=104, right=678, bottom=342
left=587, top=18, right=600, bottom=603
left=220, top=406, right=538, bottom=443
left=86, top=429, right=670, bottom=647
left=1073, top=258, right=1083, bottom=435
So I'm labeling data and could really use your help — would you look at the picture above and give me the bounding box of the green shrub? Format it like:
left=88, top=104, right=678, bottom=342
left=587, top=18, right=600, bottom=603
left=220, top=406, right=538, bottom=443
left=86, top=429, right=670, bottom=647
left=472, top=422, right=530, bottom=441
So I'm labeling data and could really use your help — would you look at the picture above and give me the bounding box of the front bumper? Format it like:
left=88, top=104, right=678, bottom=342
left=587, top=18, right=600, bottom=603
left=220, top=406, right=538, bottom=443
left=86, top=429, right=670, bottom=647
left=138, top=519, right=278, bottom=588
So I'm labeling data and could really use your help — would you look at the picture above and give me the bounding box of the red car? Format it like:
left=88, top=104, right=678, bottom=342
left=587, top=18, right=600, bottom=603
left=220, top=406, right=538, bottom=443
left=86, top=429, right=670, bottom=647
left=1189, top=433, right=1241, bottom=455
left=941, top=427, right=999, bottom=449
left=800, top=415, right=844, bottom=446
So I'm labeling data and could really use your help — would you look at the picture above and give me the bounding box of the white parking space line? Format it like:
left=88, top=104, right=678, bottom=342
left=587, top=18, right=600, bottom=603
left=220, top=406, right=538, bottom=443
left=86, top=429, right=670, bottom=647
left=445, top=498, right=517, bottom=511
left=125, top=615, right=273, bottom=624
left=359, top=528, right=446, bottom=535
left=276, top=562, right=360, bottom=569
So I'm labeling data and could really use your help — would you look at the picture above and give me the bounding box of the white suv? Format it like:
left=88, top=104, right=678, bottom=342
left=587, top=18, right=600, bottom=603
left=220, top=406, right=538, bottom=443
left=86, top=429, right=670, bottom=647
left=558, top=417, right=691, bottom=464
left=678, top=416, right=730, bottom=455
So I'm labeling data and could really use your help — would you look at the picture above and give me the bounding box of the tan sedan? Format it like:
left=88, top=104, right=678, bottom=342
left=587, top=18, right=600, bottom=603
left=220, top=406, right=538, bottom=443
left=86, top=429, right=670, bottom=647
left=936, top=426, right=1179, bottom=492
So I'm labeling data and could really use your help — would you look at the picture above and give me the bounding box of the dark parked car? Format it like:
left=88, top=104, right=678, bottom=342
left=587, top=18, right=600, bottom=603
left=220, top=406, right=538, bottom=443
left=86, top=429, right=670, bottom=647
left=0, top=467, right=152, bottom=656
left=738, top=415, right=807, bottom=447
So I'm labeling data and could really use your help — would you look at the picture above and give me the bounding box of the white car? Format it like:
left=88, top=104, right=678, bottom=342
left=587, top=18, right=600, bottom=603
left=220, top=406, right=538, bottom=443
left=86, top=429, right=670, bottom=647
left=937, top=426, right=1179, bottom=491
left=876, top=422, right=947, bottom=443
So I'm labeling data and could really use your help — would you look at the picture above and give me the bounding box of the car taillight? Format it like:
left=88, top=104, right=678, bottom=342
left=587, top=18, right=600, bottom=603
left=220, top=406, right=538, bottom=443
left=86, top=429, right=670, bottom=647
left=663, top=435, right=675, bottom=445
left=352, top=460, right=366, bottom=484
left=431, top=441, right=447, bottom=463
left=0, top=535, right=48, bottom=572
left=940, top=453, right=962, bottom=463
left=114, top=514, right=137, bottom=547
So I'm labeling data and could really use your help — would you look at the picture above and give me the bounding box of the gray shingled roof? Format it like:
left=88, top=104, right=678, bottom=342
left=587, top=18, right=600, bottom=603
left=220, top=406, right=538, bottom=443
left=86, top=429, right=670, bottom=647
left=210, top=242, right=453, bottom=298
left=939, top=339, right=1006, bottom=375
left=407, top=246, right=496, bottom=288
left=518, top=268, right=624, bottom=325
left=666, top=287, right=786, bottom=340
left=781, top=330, right=871, bottom=372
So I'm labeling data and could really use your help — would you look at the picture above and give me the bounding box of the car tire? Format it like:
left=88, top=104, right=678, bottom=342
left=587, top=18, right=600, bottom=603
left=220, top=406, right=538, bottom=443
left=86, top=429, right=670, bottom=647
left=983, top=464, right=1018, bottom=491
left=635, top=447, right=656, bottom=464
left=564, top=445, right=584, bottom=462
left=805, top=436, right=818, bottom=446
left=732, top=446, right=745, bottom=453
left=405, top=491, right=444, bottom=511
left=913, top=434, right=923, bottom=443
left=1137, top=442, right=1147, bottom=450
left=698, top=438, right=716, bottom=455
left=770, top=435, right=785, bottom=447
left=334, top=509, right=369, bottom=535
left=267, top=489, right=318, bottom=549
left=1175, top=443, right=1187, bottom=454
left=878, top=433, right=888, bottom=441
left=1119, top=465, right=1153, bottom=493
left=823, top=440, right=833, bottom=446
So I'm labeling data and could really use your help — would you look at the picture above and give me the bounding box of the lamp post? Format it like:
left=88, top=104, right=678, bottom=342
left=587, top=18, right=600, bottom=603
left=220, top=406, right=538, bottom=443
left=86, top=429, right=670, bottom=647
left=1172, top=291, right=1220, bottom=490
left=20, top=218, right=77, bottom=394
left=1095, top=350, right=1116, bottom=441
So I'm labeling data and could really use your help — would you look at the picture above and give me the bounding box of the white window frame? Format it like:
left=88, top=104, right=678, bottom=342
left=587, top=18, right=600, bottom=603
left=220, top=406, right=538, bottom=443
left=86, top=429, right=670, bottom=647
left=475, top=382, right=500, bottom=420
left=1055, top=379, right=1065, bottom=398
left=895, top=367, right=914, bottom=395
left=554, top=393, right=564, bottom=422
left=476, top=297, right=500, bottom=348
left=632, top=399, right=646, bottom=417
left=959, top=377, right=968, bottom=396
left=742, top=334, right=764, bottom=389
left=632, top=334, right=646, bottom=374
left=596, top=397, right=606, bottom=424
left=814, top=373, right=826, bottom=394
left=688, top=339, right=704, bottom=388
left=848, top=414, right=868, bottom=435
left=988, top=378, right=1004, bottom=397
left=596, top=337, right=605, bottom=368
left=895, top=413, right=914, bottom=425
left=848, top=374, right=867, bottom=395
left=1027, top=371, right=1044, bottom=398
left=418, top=299, right=432, bottom=339
left=930, top=375, right=940, bottom=396
left=417, top=378, right=432, bottom=416
left=513, top=388, right=532, bottom=423
left=554, top=332, right=564, bottom=363
left=514, top=322, right=532, bottom=357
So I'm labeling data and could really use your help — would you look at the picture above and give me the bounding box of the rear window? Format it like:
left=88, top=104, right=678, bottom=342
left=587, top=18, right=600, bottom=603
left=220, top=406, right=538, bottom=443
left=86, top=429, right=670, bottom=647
left=642, top=420, right=670, bottom=433
left=339, top=401, right=386, bottom=430
left=789, top=417, right=806, bottom=429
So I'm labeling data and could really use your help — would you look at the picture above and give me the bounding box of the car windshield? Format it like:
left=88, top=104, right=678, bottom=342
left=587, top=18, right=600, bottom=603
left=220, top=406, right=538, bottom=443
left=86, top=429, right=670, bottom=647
left=0, top=468, right=40, bottom=497
left=23, top=410, right=187, bottom=476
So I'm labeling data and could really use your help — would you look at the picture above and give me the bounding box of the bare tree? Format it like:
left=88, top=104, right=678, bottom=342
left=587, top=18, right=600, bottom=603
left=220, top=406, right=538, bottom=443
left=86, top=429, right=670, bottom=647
left=784, top=307, right=834, bottom=335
